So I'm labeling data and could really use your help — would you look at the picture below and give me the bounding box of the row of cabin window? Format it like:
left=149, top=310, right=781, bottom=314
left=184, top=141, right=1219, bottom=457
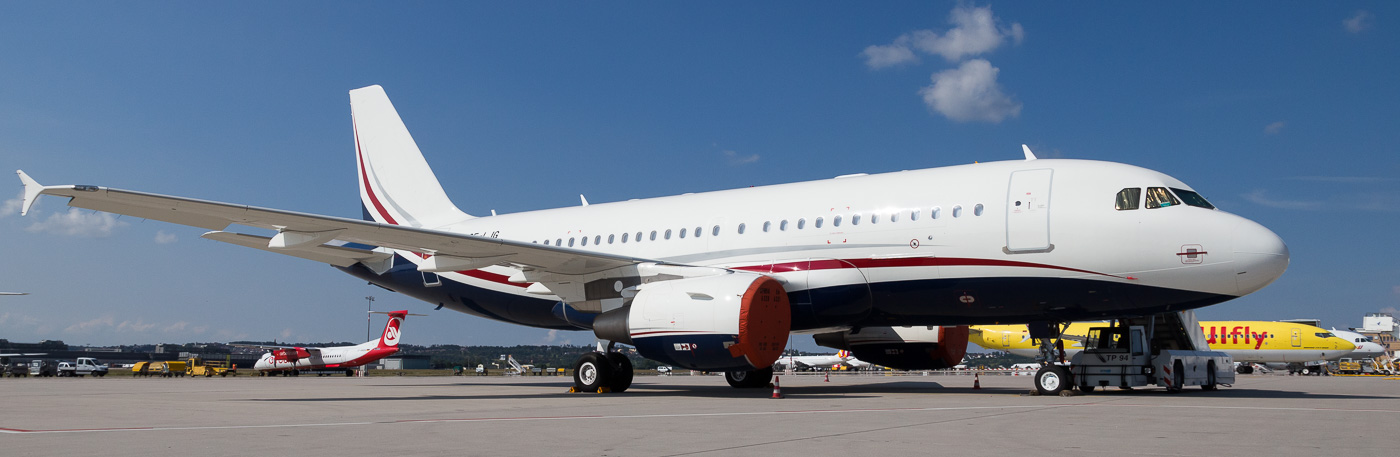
left=531, top=203, right=986, bottom=248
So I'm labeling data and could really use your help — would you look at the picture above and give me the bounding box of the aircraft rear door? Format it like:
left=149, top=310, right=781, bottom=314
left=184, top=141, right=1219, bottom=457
left=1005, top=169, right=1053, bottom=252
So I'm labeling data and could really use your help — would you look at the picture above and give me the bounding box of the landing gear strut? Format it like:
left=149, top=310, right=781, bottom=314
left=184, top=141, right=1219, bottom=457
left=1029, top=321, right=1073, bottom=396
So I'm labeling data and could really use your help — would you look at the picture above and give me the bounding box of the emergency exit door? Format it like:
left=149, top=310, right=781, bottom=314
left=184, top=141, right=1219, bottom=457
left=1006, top=169, right=1053, bottom=252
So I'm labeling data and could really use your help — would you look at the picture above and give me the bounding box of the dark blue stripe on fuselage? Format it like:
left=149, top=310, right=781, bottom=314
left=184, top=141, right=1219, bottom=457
left=335, top=260, right=1233, bottom=331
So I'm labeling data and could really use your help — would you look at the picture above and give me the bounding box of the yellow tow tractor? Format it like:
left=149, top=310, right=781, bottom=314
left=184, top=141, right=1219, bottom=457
left=185, top=356, right=237, bottom=377
left=132, top=361, right=188, bottom=377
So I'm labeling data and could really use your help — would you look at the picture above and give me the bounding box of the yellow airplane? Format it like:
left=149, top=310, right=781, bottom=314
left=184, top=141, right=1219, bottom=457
left=970, top=321, right=1355, bottom=373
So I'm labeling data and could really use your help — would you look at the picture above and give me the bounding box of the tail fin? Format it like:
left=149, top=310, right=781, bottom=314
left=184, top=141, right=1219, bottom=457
left=372, top=310, right=418, bottom=349
left=350, top=85, right=472, bottom=228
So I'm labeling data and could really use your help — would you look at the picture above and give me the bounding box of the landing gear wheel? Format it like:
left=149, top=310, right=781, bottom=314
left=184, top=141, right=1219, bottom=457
left=1034, top=365, right=1070, bottom=396
left=725, top=367, right=774, bottom=388
left=1236, top=365, right=1254, bottom=375
left=573, top=352, right=613, bottom=392
left=1201, top=362, right=1218, bottom=391
left=604, top=352, right=633, bottom=393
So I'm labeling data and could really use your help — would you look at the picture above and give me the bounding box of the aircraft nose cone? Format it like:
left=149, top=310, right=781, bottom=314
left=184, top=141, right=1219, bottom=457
left=1233, top=219, right=1289, bottom=296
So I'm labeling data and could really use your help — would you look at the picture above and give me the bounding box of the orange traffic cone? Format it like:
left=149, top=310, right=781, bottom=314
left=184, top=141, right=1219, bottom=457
left=824, top=372, right=830, bottom=382
left=771, top=376, right=784, bottom=399
left=973, top=372, right=981, bottom=390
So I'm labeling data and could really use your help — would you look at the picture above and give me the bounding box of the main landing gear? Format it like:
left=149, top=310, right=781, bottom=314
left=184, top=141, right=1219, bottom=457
left=572, top=343, right=634, bottom=393
left=724, top=367, right=774, bottom=389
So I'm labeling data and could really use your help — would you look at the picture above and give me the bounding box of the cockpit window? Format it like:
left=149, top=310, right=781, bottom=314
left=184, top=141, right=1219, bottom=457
left=1169, top=187, right=1216, bottom=209
left=1316, top=332, right=1334, bottom=339
left=1115, top=188, right=1141, bottom=211
left=1145, top=187, right=1180, bottom=209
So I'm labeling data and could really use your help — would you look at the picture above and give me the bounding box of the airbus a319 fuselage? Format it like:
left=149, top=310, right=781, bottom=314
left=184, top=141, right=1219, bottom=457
left=17, top=85, right=1289, bottom=391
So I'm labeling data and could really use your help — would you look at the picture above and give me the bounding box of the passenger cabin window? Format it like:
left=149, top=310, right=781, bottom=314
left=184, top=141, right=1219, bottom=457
left=871, top=214, right=879, bottom=224
left=1145, top=187, right=1180, bottom=209
left=737, top=223, right=746, bottom=234
left=664, top=229, right=672, bottom=240
left=695, top=226, right=703, bottom=237
left=797, top=218, right=806, bottom=229
left=931, top=207, right=940, bottom=219
left=1115, top=188, right=1142, bottom=211
left=911, top=210, right=919, bottom=221
left=650, top=231, right=657, bottom=241
left=712, top=225, right=720, bottom=236
left=580, top=236, right=587, bottom=246
left=891, top=212, right=899, bottom=223
left=622, top=233, right=629, bottom=243
left=594, top=235, right=601, bottom=245
left=635, top=232, right=643, bottom=242
left=780, top=220, right=788, bottom=231
left=952, top=205, right=962, bottom=218
left=608, top=234, right=615, bottom=244
left=569, top=237, right=576, bottom=247
left=762, top=221, right=771, bottom=232
left=556, top=238, right=562, bottom=246
left=815, top=217, right=824, bottom=228
left=833, top=215, right=842, bottom=227
left=974, top=204, right=984, bottom=216
left=1169, top=187, right=1216, bottom=209
left=679, top=228, right=687, bottom=238
left=852, top=214, right=861, bottom=225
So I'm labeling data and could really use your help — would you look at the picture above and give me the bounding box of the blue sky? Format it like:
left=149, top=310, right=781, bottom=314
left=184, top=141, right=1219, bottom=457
left=1, top=3, right=1396, bottom=351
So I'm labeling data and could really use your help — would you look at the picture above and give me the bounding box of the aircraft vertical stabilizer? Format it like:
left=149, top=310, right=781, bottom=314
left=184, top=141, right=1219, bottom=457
left=350, top=85, right=471, bottom=228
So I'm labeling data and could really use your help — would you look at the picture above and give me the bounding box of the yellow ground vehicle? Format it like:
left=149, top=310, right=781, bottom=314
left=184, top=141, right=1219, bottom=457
left=185, top=357, right=237, bottom=377
left=132, top=361, right=188, bottom=377
left=1336, top=358, right=1363, bottom=375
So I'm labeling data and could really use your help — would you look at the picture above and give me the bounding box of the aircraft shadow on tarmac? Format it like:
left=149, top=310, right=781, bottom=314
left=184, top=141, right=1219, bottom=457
left=241, top=380, right=1396, bottom=402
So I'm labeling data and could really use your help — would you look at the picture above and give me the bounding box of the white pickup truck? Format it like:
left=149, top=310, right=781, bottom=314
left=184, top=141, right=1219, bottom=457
left=57, top=357, right=109, bottom=377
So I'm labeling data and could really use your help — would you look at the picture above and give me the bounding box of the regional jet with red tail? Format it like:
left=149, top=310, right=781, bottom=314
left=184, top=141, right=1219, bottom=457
left=17, top=85, right=1289, bottom=393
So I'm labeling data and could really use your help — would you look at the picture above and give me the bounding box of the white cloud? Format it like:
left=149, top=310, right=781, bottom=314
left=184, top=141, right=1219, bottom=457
left=863, top=4, right=1023, bottom=69
left=919, top=59, right=1022, bottom=123
left=155, top=230, right=178, bottom=244
left=1264, top=121, right=1285, bottom=135
left=1344, top=11, right=1372, bottom=34
left=542, top=329, right=572, bottom=345
left=1240, top=189, right=1323, bottom=210
left=1, top=194, right=21, bottom=218
left=26, top=208, right=128, bottom=237
left=723, top=150, right=760, bottom=165
left=1382, top=306, right=1398, bottom=314
left=64, top=316, right=115, bottom=333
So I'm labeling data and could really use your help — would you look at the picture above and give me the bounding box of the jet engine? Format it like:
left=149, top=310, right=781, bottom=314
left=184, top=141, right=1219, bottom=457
left=273, top=348, right=311, bottom=362
left=593, top=272, right=790, bottom=371
left=813, top=325, right=968, bottom=370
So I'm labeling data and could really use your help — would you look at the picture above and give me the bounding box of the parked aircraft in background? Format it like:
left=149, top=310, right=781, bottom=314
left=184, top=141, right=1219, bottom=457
left=1330, top=328, right=1388, bottom=359
left=237, top=310, right=423, bottom=376
left=18, top=85, right=1289, bottom=393
left=773, top=351, right=854, bottom=370
left=0, top=292, right=28, bottom=296
left=970, top=321, right=1354, bottom=373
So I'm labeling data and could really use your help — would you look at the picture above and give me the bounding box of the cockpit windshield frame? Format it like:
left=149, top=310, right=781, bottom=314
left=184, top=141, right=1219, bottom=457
left=1169, top=187, right=1216, bottom=210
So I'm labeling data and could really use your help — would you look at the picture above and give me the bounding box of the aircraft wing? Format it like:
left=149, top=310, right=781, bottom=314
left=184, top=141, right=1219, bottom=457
left=1, top=353, right=47, bottom=357
left=17, top=171, right=651, bottom=276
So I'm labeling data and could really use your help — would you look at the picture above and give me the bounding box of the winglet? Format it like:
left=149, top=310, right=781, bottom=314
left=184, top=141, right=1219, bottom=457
left=1021, top=144, right=1037, bottom=161
left=16, top=170, right=43, bottom=216
left=580, top=195, right=589, bottom=207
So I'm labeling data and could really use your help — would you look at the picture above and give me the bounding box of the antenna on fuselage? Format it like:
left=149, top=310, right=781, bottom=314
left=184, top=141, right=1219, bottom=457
left=1021, top=144, right=1037, bottom=161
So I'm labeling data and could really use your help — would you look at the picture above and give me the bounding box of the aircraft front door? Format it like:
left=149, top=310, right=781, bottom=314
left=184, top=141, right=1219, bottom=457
left=1291, top=329, right=1302, bottom=347
left=1006, top=169, right=1053, bottom=252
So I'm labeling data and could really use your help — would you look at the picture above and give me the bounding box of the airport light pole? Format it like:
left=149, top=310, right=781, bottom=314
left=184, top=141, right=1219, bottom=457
left=365, top=295, right=375, bottom=341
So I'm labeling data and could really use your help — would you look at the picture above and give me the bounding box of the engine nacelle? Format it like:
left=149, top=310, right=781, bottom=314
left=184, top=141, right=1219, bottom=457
left=594, top=272, right=790, bottom=371
left=813, top=325, right=968, bottom=370
left=273, top=348, right=311, bottom=362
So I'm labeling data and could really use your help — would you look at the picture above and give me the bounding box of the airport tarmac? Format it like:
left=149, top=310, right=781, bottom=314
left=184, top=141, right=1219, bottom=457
left=4, top=373, right=1396, bottom=456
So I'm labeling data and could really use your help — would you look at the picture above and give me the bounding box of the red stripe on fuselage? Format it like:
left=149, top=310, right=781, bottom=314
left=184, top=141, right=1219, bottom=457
left=734, top=257, right=1123, bottom=279
left=354, top=117, right=399, bottom=226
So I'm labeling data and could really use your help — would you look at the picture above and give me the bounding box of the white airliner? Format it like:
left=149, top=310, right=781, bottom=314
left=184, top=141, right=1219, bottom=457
left=774, top=350, right=855, bottom=370
left=1331, top=328, right=1388, bottom=359
left=17, top=85, right=1289, bottom=393
left=239, top=310, right=422, bottom=376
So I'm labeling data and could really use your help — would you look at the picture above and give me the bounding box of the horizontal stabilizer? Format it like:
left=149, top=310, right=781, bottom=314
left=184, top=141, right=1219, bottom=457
left=202, top=231, right=391, bottom=268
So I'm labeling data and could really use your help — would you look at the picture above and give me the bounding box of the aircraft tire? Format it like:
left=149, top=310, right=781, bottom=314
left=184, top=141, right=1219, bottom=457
left=604, top=352, right=633, bottom=393
left=1034, top=365, right=1069, bottom=396
left=724, top=367, right=773, bottom=388
left=573, top=352, right=613, bottom=392
left=1168, top=361, right=1185, bottom=393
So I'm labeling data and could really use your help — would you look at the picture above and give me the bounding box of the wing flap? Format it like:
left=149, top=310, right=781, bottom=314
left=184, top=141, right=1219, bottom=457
left=202, top=231, right=392, bottom=268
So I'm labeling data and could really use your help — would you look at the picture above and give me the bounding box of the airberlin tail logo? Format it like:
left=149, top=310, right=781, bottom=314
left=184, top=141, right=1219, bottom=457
left=382, top=317, right=403, bottom=346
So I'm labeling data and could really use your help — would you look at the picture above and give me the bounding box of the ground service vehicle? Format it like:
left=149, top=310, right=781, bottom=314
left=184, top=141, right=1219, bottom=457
left=186, top=357, right=236, bottom=377
left=56, top=357, right=109, bottom=377
left=1054, top=311, right=1234, bottom=395
left=29, top=360, right=57, bottom=377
